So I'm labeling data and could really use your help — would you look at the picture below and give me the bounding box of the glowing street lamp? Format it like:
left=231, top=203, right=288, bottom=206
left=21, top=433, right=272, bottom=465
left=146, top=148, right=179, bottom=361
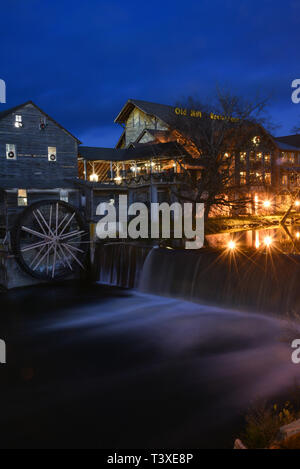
left=296, top=232, right=300, bottom=239
left=295, top=200, right=300, bottom=207
left=263, top=200, right=271, bottom=209
left=228, top=240, right=236, bottom=250
left=263, top=236, right=272, bottom=247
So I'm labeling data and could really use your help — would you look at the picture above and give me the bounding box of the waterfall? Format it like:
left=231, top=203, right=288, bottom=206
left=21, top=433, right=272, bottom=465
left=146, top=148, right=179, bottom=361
left=139, top=247, right=300, bottom=314
left=95, top=242, right=300, bottom=314
left=95, top=242, right=151, bottom=288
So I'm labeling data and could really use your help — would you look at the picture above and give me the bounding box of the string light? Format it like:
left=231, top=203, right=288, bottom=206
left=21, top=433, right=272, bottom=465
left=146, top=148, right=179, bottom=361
left=89, top=173, right=98, bottom=182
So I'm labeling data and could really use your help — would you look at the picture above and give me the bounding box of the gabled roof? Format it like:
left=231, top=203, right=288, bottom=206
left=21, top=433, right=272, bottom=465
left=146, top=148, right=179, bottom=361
left=79, top=141, right=188, bottom=162
left=114, top=99, right=175, bottom=126
left=0, top=100, right=81, bottom=143
left=275, top=134, right=300, bottom=150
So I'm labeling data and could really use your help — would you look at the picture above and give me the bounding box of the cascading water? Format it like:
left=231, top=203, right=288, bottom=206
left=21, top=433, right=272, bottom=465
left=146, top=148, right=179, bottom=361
left=88, top=243, right=300, bottom=446
left=95, top=241, right=300, bottom=314
left=94, top=242, right=151, bottom=288
left=140, top=247, right=300, bottom=314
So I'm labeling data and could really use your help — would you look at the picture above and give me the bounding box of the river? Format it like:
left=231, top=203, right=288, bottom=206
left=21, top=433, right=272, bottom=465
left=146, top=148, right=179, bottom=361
left=0, top=280, right=298, bottom=448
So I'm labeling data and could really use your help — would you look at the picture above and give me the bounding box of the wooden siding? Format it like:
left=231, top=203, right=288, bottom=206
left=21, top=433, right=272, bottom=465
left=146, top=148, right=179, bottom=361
left=0, top=103, right=78, bottom=187
left=125, top=108, right=168, bottom=146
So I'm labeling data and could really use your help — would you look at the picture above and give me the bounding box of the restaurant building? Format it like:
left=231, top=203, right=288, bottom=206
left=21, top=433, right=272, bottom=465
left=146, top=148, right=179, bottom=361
left=78, top=99, right=300, bottom=218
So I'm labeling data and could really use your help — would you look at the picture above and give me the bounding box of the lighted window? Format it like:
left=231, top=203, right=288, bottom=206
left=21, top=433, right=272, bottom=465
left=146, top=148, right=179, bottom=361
left=15, top=115, right=22, bottom=128
left=240, top=152, right=246, bottom=162
left=264, top=154, right=271, bottom=163
left=282, top=174, right=288, bottom=186
left=250, top=171, right=263, bottom=183
left=252, top=136, right=260, bottom=146
left=265, top=172, right=271, bottom=185
left=240, top=171, right=246, bottom=184
left=289, top=153, right=295, bottom=164
left=255, top=172, right=263, bottom=182
left=6, top=144, right=17, bottom=160
left=48, top=146, right=56, bottom=162
left=18, top=189, right=27, bottom=206
left=60, top=190, right=68, bottom=203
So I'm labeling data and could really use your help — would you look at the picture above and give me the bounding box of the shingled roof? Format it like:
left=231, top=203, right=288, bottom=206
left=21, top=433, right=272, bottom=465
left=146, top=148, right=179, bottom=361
left=78, top=141, right=188, bottom=162
left=114, top=99, right=177, bottom=126
left=275, top=134, right=300, bottom=150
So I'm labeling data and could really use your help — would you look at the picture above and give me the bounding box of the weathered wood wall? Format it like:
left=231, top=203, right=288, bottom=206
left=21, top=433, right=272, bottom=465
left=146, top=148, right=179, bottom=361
left=0, top=103, right=78, bottom=186
left=125, top=108, right=168, bottom=146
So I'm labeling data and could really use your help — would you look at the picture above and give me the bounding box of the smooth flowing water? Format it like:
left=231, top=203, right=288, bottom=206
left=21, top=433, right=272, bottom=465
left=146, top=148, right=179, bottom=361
left=0, top=282, right=298, bottom=448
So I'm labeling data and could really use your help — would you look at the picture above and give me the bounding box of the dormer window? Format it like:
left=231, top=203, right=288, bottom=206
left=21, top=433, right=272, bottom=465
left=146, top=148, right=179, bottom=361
left=15, top=115, right=22, bottom=128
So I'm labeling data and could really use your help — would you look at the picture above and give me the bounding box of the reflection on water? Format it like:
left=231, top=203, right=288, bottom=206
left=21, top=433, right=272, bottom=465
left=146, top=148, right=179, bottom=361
left=207, top=224, right=300, bottom=254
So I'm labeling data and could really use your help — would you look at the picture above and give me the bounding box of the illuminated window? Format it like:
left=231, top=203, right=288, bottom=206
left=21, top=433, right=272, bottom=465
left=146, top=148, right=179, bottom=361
left=252, top=136, right=260, bottom=146
left=48, top=147, right=57, bottom=162
left=264, top=153, right=271, bottom=163
left=250, top=171, right=262, bottom=183
left=265, top=172, right=271, bottom=185
left=240, top=152, right=246, bottom=162
left=240, top=171, right=246, bottom=184
left=289, top=153, right=295, bottom=163
left=281, top=174, right=288, bottom=186
left=255, top=172, right=263, bottom=182
left=18, top=189, right=27, bottom=206
left=15, top=115, right=22, bottom=128
left=6, top=144, right=17, bottom=160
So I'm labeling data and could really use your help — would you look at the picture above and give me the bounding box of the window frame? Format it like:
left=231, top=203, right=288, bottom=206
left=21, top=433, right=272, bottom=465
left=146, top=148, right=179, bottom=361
left=6, top=143, right=17, bottom=160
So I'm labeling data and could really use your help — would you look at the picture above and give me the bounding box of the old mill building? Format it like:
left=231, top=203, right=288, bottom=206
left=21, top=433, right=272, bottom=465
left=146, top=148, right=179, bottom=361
left=0, top=97, right=299, bottom=286
left=0, top=97, right=299, bottom=236
left=78, top=98, right=300, bottom=218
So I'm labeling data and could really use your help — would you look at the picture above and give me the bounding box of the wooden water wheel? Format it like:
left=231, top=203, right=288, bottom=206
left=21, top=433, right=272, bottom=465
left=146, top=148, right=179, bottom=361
left=12, top=200, right=89, bottom=280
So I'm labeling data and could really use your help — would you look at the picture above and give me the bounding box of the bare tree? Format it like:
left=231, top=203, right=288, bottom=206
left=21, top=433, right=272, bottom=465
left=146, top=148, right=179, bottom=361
left=169, top=89, right=275, bottom=221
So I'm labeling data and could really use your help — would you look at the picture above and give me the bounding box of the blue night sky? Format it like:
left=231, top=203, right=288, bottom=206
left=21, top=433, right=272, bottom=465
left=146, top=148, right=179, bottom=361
left=1, top=0, right=299, bottom=146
